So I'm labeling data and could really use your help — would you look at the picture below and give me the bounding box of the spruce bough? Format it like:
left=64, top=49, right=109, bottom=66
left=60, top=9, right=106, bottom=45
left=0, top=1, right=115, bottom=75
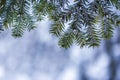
left=0, top=0, right=120, bottom=48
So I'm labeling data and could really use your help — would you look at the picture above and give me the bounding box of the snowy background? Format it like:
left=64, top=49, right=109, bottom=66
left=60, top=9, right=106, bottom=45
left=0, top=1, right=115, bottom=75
left=0, top=18, right=120, bottom=80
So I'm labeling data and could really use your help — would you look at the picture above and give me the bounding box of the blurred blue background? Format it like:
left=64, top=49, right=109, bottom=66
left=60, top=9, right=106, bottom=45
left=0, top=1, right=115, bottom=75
left=0, top=18, right=120, bottom=80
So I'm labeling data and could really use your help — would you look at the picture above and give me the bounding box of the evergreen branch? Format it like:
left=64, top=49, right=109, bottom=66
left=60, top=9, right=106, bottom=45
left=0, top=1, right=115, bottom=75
left=58, top=28, right=75, bottom=48
left=75, top=29, right=87, bottom=47
left=86, top=25, right=100, bottom=47
left=0, top=0, right=120, bottom=48
left=101, top=18, right=114, bottom=39
left=50, top=21, right=65, bottom=37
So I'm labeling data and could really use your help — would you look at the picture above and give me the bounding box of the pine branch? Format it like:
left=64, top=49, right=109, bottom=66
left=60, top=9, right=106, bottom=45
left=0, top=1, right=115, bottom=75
left=58, top=28, right=75, bottom=48
left=0, top=0, right=120, bottom=48
left=50, top=21, right=65, bottom=37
